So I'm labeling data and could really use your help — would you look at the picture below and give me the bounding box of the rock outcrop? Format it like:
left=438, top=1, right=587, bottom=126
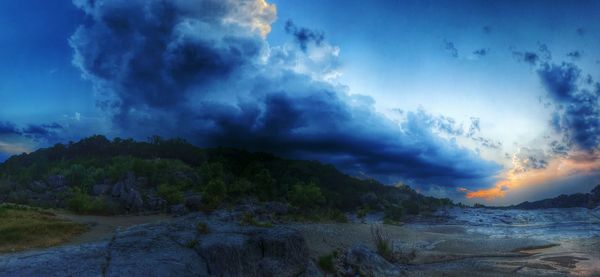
left=0, top=212, right=313, bottom=277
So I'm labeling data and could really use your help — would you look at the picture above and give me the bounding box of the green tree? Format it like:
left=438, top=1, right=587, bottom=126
left=288, top=181, right=325, bottom=210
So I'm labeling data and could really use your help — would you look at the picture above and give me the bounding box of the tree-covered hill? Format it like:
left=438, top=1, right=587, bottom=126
left=511, top=185, right=600, bottom=210
left=0, top=135, right=452, bottom=221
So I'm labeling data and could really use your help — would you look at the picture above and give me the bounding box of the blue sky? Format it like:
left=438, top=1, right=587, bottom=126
left=1, top=0, right=599, bottom=205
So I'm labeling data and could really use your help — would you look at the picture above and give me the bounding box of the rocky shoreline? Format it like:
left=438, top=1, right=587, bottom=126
left=0, top=211, right=316, bottom=277
left=1, top=207, right=598, bottom=276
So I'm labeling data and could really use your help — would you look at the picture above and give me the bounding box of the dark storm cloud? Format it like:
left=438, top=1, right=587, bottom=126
left=512, top=44, right=551, bottom=66
left=466, top=117, right=501, bottom=149
left=284, top=20, right=324, bottom=52
left=473, top=48, right=489, bottom=57
left=195, top=86, right=499, bottom=185
left=550, top=140, right=569, bottom=156
left=22, top=123, right=63, bottom=140
left=512, top=147, right=549, bottom=173
left=70, top=0, right=269, bottom=127
left=467, top=117, right=480, bottom=138
left=443, top=39, right=458, bottom=58
left=482, top=25, right=492, bottom=34
left=538, top=43, right=552, bottom=60
left=69, top=0, right=501, bottom=188
left=512, top=51, right=539, bottom=65
left=416, top=110, right=464, bottom=136
left=566, top=51, right=582, bottom=60
left=0, top=121, right=21, bottom=135
left=472, top=137, right=502, bottom=149
left=537, top=62, right=600, bottom=152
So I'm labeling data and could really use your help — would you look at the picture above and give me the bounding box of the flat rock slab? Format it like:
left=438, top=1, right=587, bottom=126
left=0, top=242, right=109, bottom=277
left=0, top=213, right=311, bottom=277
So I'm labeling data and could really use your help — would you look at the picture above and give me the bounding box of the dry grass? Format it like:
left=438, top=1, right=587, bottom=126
left=0, top=204, right=88, bottom=253
left=371, top=224, right=394, bottom=262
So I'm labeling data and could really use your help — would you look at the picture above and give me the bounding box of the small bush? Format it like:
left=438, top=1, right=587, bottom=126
left=357, top=206, right=370, bottom=219
left=318, top=251, right=337, bottom=273
left=371, top=224, right=394, bottom=262
left=239, top=212, right=273, bottom=228
left=288, top=181, right=325, bottom=210
left=384, top=205, right=404, bottom=222
left=203, top=178, right=226, bottom=208
left=157, top=183, right=183, bottom=205
left=185, top=239, right=198, bottom=248
left=326, top=209, right=348, bottom=223
left=402, top=200, right=420, bottom=215
left=196, top=222, right=210, bottom=234
left=67, top=189, right=117, bottom=214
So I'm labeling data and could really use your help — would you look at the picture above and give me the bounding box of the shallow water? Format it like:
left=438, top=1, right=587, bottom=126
left=404, top=208, right=600, bottom=276
left=436, top=207, right=600, bottom=240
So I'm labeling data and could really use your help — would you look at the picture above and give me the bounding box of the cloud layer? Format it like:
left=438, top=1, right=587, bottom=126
left=538, top=62, right=600, bottom=152
left=65, top=0, right=501, bottom=189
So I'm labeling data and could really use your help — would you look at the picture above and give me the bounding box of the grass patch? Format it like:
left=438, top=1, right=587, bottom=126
left=185, top=239, right=198, bottom=248
left=240, top=212, right=273, bottom=228
left=371, top=224, right=394, bottom=262
left=0, top=204, right=87, bottom=253
left=196, top=222, right=210, bottom=234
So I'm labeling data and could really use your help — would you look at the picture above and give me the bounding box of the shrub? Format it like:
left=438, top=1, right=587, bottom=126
left=357, top=206, right=370, bottom=219
left=67, top=189, right=118, bottom=214
left=326, top=209, right=348, bottom=223
left=239, top=212, right=273, bottom=228
left=384, top=205, right=404, bottom=222
left=371, top=224, right=393, bottom=262
left=318, top=251, right=338, bottom=273
left=157, top=183, right=183, bottom=205
left=203, top=179, right=226, bottom=208
left=288, top=181, right=325, bottom=210
left=196, top=222, right=210, bottom=234
left=185, top=239, right=198, bottom=248
left=403, top=200, right=420, bottom=215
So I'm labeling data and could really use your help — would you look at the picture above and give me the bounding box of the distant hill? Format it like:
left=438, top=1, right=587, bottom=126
left=511, top=185, right=600, bottom=209
left=0, top=135, right=452, bottom=220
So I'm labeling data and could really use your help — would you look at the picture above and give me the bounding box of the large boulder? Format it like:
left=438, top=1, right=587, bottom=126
left=196, top=233, right=262, bottom=275
left=184, top=194, right=203, bottom=211
left=92, top=184, right=111, bottom=196
left=169, top=204, right=188, bottom=216
left=256, top=227, right=309, bottom=276
left=265, top=201, right=289, bottom=215
left=111, top=181, right=127, bottom=198
left=146, top=195, right=167, bottom=211
left=29, top=181, right=48, bottom=193
left=111, top=173, right=144, bottom=211
left=126, top=189, right=144, bottom=211
left=46, top=175, right=66, bottom=189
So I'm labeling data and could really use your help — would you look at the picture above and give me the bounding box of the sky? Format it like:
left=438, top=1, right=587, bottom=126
left=1, top=0, right=599, bottom=205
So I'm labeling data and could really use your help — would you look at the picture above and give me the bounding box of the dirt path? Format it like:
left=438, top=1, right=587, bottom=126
left=53, top=211, right=173, bottom=245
